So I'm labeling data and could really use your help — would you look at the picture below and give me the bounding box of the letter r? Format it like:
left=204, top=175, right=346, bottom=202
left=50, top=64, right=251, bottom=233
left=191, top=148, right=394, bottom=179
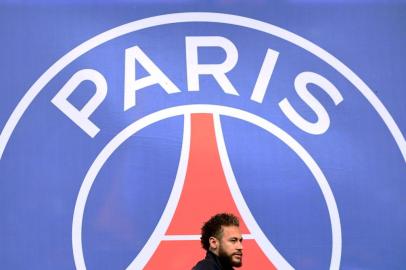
left=186, top=36, right=239, bottom=95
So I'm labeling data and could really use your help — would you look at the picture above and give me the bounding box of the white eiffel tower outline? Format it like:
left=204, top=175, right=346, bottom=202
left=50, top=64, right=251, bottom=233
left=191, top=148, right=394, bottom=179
left=73, top=105, right=341, bottom=270
left=125, top=113, right=293, bottom=269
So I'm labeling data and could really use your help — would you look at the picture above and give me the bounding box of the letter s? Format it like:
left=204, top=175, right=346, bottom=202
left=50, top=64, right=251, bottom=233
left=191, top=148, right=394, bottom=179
left=279, top=71, right=344, bottom=135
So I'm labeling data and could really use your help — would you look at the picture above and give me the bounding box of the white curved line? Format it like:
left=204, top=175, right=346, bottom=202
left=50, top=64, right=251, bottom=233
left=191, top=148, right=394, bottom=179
left=162, top=235, right=201, bottom=241
left=72, top=112, right=191, bottom=270
left=71, top=105, right=341, bottom=270
left=0, top=13, right=404, bottom=162
left=125, top=114, right=191, bottom=270
left=213, top=113, right=294, bottom=269
left=162, top=234, right=254, bottom=241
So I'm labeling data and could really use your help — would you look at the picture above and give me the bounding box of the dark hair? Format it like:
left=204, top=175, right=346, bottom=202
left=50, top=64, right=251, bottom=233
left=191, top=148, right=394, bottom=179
left=200, top=213, right=240, bottom=251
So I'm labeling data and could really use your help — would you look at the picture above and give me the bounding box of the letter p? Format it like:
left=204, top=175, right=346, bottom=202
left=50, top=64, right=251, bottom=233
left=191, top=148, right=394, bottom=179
left=51, top=69, right=107, bottom=137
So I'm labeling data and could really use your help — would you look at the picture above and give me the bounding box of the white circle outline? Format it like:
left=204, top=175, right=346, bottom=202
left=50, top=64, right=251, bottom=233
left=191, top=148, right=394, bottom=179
left=72, top=104, right=342, bottom=270
left=0, top=12, right=404, bottom=161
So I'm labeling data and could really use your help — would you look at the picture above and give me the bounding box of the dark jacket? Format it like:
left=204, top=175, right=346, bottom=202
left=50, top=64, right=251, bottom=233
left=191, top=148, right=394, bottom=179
left=192, top=251, right=234, bottom=270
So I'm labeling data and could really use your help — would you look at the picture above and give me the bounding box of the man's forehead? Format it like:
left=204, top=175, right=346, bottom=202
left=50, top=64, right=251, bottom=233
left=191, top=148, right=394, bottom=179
left=221, top=225, right=242, bottom=237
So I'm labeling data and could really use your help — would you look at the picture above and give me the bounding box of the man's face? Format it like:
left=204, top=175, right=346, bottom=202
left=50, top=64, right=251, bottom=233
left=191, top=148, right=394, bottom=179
left=217, top=225, right=243, bottom=267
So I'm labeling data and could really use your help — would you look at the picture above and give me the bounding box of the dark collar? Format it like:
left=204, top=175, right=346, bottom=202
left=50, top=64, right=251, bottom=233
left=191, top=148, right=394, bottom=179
left=206, top=251, right=234, bottom=270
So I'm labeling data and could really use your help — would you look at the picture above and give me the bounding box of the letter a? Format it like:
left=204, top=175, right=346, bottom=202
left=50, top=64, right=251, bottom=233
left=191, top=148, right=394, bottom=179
left=124, top=46, right=180, bottom=111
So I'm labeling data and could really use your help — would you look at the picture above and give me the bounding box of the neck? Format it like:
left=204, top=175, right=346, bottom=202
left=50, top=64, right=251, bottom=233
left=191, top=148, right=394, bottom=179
left=209, top=248, right=219, bottom=256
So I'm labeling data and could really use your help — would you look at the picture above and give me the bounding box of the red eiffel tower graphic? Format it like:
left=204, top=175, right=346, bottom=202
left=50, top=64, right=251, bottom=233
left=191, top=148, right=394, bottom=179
left=129, top=113, right=283, bottom=269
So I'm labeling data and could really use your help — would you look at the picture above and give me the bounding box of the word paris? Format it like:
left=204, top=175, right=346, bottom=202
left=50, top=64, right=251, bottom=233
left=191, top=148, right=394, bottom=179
left=51, top=36, right=343, bottom=137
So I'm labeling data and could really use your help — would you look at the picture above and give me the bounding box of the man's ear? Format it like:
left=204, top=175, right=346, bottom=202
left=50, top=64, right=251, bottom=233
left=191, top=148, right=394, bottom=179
left=209, top=236, right=219, bottom=251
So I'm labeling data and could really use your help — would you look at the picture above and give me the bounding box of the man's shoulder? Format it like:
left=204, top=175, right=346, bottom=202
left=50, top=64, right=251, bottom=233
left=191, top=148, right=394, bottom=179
left=192, top=258, right=221, bottom=270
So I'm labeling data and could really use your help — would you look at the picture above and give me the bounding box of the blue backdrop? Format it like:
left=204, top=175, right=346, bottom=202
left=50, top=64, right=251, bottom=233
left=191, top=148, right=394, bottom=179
left=1, top=1, right=405, bottom=269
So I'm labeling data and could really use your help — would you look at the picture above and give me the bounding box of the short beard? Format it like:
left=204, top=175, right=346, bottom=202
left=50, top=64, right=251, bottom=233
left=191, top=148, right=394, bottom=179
left=218, top=248, right=242, bottom=268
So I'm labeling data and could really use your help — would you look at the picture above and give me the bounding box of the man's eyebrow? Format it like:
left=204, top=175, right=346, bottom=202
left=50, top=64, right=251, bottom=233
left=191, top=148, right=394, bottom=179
left=229, top=236, right=243, bottom=241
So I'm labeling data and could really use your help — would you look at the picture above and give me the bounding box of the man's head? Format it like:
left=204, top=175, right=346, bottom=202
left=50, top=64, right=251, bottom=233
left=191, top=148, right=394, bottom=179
left=200, top=213, right=243, bottom=267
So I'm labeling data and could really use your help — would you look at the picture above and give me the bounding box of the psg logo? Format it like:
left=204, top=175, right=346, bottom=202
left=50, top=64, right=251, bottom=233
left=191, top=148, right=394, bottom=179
left=1, top=12, right=404, bottom=270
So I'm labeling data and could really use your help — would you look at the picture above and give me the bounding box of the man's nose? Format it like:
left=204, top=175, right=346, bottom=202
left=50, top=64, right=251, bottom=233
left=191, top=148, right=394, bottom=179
left=237, top=240, right=243, bottom=250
